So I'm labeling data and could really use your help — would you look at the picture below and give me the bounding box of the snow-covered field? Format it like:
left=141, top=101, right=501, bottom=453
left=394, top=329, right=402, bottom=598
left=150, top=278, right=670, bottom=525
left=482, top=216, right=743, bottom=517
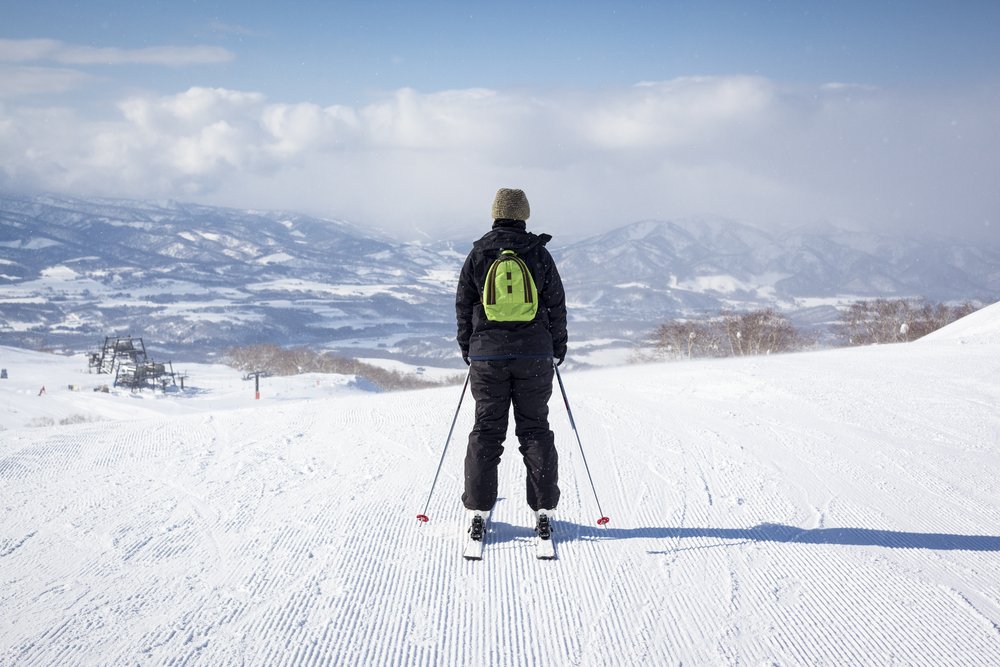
left=2, top=303, right=999, bottom=665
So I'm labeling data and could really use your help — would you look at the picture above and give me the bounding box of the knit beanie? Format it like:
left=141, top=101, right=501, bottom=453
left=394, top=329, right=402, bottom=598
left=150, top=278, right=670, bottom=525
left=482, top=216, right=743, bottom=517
left=491, top=188, right=530, bottom=221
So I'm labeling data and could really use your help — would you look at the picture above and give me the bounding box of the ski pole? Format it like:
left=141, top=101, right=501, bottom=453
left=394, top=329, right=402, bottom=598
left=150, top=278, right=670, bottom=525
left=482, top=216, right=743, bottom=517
left=554, top=364, right=610, bottom=527
left=416, top=369, right=471, bottom=524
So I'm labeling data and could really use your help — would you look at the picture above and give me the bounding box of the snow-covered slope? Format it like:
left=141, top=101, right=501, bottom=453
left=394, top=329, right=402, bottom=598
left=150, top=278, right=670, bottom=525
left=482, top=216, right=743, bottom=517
left=919, top=299, right=1000, bottom=345
left=2, top=310, right=999, bottom=664
left=0, top=345, right=396, bottom=430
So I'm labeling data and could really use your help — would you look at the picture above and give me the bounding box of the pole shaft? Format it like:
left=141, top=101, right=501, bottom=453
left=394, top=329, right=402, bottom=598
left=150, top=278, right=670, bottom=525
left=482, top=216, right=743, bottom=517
left=418, top=370, right=471, bottom=520
left=554, top=365, right=608, bottom=524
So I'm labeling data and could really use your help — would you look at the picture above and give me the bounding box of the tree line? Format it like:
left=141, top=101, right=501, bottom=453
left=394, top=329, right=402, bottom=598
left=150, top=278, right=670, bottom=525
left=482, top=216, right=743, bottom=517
left=835, top=299, right=978, bottom=346
left=641, top=299, right=981, bottom=361
left=224, top=344, right=462, bottom=391
left=224, top=299, right=982, bottom=377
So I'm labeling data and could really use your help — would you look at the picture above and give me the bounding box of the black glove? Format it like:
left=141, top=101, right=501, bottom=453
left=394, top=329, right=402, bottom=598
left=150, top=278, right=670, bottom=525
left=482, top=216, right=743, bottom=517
left=463, top=355, right=471, bottom=366
left=555, top=351, right=565, bottom=366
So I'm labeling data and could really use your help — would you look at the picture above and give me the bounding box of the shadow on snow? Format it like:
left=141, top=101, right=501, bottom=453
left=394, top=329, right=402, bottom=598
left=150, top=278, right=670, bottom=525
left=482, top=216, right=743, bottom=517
left=486, top=521, right=1000, bottom=553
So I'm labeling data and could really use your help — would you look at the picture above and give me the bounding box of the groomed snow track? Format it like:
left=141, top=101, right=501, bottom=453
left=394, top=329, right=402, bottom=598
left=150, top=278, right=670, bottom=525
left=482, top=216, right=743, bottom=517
left=2, top=339, right=1000, bottom=665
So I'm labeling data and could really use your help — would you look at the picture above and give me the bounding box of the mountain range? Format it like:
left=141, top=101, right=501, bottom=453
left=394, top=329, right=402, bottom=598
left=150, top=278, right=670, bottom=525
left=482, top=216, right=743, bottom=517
left=1, top=193, right=997, bottom=363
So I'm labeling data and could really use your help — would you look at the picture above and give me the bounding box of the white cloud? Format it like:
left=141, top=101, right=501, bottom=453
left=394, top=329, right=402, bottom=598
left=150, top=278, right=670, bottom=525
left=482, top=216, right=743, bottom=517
left=120, top=87, right=265, bottom=128
left=0, top=39, right=66, bottom=62
left=0, top=76, right=997, bottom=241
left=582, top=77, right=776, bottom=149
left=0, top=64, right=93, bottom=97
left=0, top=38, right=234, bottom=67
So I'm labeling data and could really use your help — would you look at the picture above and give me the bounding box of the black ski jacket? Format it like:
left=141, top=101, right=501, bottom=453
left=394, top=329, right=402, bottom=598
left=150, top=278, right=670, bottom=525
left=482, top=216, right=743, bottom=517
left=456, top=220, right=568, bottom=361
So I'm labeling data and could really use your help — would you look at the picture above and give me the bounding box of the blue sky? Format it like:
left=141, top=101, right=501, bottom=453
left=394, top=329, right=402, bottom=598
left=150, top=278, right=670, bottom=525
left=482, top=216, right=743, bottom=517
left=2, top=1, right=998, bottom=239
left=7, top=2, right=999, bottom=98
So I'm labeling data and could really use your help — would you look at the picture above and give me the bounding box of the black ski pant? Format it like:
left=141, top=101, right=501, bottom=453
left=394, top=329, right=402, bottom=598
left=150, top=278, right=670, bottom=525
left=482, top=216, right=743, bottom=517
left=462, top=357, right=560, bottom=512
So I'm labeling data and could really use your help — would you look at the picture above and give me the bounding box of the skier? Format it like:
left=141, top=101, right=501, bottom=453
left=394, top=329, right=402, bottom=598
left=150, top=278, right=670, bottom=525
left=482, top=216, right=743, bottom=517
left=455, top=187, right=568, bottom=547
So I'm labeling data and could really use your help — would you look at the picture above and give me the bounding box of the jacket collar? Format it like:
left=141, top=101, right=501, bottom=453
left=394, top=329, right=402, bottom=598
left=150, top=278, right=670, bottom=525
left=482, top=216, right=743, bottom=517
left=492, top=219, right=527, bottom=232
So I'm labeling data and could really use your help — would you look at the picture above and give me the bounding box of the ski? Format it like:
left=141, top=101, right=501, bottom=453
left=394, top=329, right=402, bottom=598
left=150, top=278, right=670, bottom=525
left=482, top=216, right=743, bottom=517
left=535, top=512, right=556, bottom=560
left=462, top=511, right=489, bottom=560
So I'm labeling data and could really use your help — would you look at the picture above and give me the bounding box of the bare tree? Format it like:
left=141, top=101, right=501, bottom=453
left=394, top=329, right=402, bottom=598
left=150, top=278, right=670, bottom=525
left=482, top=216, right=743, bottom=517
left=721, top=309, right=806, bottom=356
left=646, top=309, right=807, bottom=361
left=836, top=299, right=980, bottom=346
left=223, top=345, right=461, bottom=390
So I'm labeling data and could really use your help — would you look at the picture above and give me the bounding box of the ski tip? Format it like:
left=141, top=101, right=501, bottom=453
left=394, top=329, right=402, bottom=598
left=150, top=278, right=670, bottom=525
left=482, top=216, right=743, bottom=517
left=416, top=514, right=429, bottom=523
left=597, top=516, right=610, bottom=526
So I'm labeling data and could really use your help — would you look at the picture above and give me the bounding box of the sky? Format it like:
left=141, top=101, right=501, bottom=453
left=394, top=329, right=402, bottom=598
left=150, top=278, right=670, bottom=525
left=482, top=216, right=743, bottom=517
left=1, top=1, right=999, bottom=241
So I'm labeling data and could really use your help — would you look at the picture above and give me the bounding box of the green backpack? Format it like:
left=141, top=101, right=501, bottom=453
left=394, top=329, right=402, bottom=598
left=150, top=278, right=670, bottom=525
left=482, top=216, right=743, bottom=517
left=482, top=249, right=538, bottom=322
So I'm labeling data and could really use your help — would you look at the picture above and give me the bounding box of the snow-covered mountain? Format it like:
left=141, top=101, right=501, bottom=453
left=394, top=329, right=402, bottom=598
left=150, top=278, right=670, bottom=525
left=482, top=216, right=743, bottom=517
left=2, top=194, right=997, bottom=360
left=0, top=194, right=464, bottom=360
left=559, top=217, right=1000, bottom=320
left=2, top=304, right=999, bottom=663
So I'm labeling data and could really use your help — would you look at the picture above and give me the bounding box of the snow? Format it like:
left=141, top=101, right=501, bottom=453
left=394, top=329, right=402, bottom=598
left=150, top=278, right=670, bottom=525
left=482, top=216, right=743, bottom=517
left=255, top=252, right=295, bottom=265
left=355, top=358, right=462, bottom=383
left=245, top=280, right=399, bottom=298
left=39, top=266, right=79, bottom=280
left=0, top=238, right=61, bottom=250
left=2, top=304, right=1000, bottom=664
left=420, top=269, right=460, bottom=285
left=919, top=299, right=1000, bottom=345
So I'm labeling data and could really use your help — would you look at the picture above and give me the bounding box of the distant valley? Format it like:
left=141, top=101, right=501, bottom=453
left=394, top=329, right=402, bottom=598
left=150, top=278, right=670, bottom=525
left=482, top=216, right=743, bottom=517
left=1, top=194, right=997, bottom=365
